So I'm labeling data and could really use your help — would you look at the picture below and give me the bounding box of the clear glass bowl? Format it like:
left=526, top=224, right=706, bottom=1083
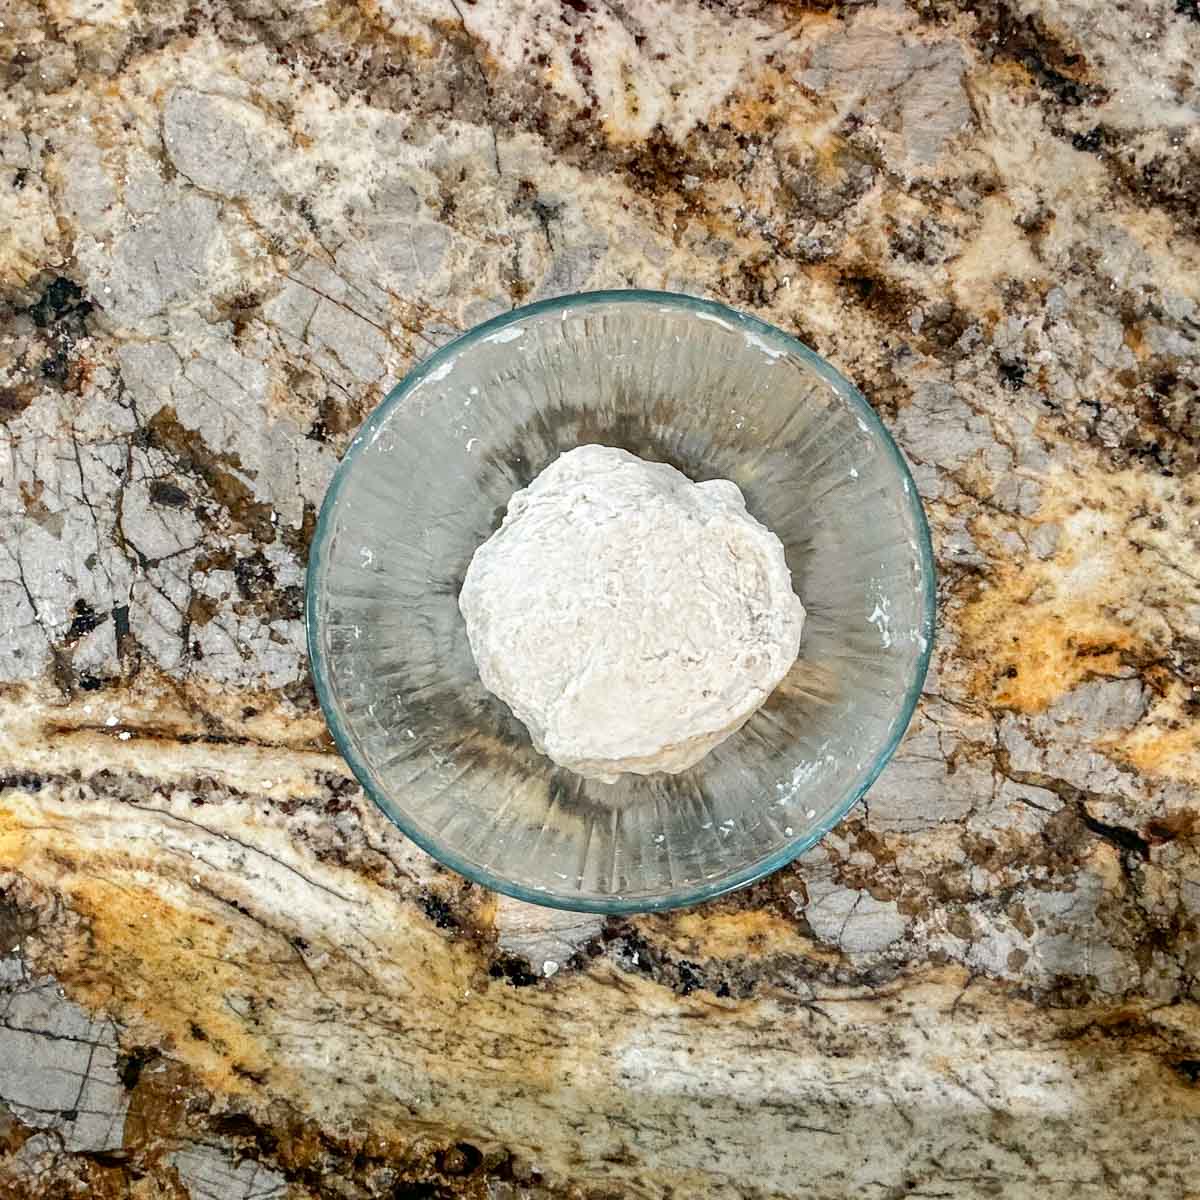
left=307, top=291, right=935, bottom=912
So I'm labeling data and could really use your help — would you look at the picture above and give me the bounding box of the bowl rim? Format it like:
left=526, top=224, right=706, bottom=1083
left=307, top=288, right=937, bottom=913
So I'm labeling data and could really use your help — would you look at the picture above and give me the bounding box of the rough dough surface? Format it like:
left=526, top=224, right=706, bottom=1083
left=459, top=446, right=805, bottom=782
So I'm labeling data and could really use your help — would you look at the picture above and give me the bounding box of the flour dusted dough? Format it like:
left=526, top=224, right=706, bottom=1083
left=459, top=445, right=805, bottom=783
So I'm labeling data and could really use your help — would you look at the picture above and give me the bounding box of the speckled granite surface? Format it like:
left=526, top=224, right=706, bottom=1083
left=1, top=1, right=1199, bottom=1196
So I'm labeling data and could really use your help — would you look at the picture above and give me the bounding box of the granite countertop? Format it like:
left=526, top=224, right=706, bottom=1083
left=2, top=1, right=1199, bottom=1196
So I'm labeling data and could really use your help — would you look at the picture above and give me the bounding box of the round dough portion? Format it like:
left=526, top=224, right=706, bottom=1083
left=459, top=445, right=806, bottom=783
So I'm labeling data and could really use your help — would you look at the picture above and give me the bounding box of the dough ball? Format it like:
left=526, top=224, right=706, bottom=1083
left=459, top=445, right=805, bottom=783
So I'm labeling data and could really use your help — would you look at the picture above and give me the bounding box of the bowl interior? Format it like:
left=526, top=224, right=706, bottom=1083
left=308, top=291, right=934, bottom=912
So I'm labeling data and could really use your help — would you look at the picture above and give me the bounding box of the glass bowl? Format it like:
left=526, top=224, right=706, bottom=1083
left=307, top=291, right=935, bottom=913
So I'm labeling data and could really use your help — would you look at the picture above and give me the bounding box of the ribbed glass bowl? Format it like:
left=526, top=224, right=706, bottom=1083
left=307, top=291, right=934, bottom=912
